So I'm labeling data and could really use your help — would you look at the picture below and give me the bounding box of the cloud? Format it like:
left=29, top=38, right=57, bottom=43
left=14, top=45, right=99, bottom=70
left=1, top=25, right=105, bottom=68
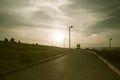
left=0, top=10, right=33, bottom=27
left=91, top=15, right=120, bottom=30
left=0, top=0, right=120, bottom=29
left=0, top=0, right=73, bottom=29
left=0, top=0, right=34, bottom=28
left=0, top=0, right=30, bottom=8
left=0, top=0, right=120, bottom=47
left=66, top=0, right=120, bottom=34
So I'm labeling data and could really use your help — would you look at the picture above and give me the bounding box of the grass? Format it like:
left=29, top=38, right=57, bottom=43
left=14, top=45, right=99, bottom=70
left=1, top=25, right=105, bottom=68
left=87, top=48, right=120, bottom=70
left=97, top=49, right=120, bottom=70
left=0, top=41, right=68, bottom=73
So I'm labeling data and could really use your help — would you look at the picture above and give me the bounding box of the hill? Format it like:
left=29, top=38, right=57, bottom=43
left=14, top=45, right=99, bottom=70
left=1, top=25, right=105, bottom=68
left=0, top=41, right=68, bottom=73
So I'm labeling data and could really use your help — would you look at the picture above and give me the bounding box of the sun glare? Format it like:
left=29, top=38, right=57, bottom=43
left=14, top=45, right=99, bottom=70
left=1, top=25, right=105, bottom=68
left=53, top=31, right=65, bottom=43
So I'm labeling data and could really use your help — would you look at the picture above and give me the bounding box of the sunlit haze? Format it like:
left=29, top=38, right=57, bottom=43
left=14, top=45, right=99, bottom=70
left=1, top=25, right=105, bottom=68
left=0, top=0, right=120, bottom=48
left=53, top=30, right=65, bottom=43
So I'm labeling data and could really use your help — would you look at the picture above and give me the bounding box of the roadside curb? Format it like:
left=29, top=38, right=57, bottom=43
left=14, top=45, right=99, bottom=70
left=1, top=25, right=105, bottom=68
left=88, top=50, right=120, bottom=76
left=5, top=50, right=70, bottom=74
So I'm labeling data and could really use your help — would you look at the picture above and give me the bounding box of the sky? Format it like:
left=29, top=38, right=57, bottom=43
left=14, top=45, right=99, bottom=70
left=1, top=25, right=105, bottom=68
left=0, top=0, right=120, bottom=48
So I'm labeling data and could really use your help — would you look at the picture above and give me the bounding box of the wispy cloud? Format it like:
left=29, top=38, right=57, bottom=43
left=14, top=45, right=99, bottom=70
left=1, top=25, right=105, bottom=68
left=0, top=0, right=120, bottom=47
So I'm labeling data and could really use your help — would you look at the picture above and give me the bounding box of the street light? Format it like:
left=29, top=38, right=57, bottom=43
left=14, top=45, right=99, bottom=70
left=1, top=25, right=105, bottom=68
left=69, top=26, right=73, bottom=49
left=109, top=38, right=112, bottom=52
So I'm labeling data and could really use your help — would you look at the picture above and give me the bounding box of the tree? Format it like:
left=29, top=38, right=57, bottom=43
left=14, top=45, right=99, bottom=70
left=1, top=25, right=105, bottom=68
left=10, top=38, right=15, bottom=42
left=4, top=38, right=9, bottom=42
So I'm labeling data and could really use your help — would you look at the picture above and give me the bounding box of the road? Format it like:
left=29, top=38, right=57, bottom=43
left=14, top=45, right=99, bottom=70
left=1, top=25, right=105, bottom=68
left=3, top=50, right=120, bottom=80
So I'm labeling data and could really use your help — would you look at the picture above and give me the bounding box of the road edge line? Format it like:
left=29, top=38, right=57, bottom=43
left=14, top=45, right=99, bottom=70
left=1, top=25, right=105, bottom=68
left=5, top=50, right=70, bottom=74
left=88, top=50, right=120, bottom=76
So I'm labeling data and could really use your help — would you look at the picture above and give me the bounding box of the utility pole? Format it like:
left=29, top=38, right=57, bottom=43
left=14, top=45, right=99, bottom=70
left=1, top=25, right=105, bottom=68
left=109, top=38, right=112, bottom=52
left=69, top=26, right=73, bottom=49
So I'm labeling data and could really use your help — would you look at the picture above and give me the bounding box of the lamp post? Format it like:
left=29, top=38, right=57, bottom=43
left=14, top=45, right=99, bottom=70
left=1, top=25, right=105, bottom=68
left=109, top=38, right=112, bottom=52
left=69, top=26, right=73, bottom=49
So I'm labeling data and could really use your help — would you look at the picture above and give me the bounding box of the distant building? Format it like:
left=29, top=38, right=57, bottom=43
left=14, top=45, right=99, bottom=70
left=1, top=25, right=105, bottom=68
left=77, top=44, right=81, bottom=49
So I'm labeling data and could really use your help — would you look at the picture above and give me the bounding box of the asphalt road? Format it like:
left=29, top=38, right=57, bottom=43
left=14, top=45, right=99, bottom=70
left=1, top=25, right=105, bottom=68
left=4, top=50, right=120, bottom=80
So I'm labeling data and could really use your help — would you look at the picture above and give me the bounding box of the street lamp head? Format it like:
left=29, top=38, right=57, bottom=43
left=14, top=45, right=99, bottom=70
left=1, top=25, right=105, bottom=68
left=70, top=26, right=73, bottom=28
left=109, top=38, right=112, bottom=40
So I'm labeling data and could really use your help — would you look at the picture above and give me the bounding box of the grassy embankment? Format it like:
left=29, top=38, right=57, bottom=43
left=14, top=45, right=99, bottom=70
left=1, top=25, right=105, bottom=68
left=0, top=41, right=68, bottom=73
left=97, top=49, right=120, bottom=69
left=88, top=48, right=120, bottom=70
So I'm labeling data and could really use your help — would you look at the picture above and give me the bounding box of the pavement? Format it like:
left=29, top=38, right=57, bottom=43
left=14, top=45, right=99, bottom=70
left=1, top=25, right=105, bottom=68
left=1, top=49, right=120, bottom=80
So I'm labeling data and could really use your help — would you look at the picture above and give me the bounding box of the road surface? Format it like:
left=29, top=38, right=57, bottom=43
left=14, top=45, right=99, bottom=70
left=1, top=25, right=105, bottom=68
left=2, top=50, right=120, bottom=80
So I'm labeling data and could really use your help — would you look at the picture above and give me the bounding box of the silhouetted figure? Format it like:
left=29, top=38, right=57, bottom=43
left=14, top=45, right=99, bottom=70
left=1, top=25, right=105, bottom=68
left=4, top=38, right=9, bottom=42
left=10, top=38, right=15, bottom=43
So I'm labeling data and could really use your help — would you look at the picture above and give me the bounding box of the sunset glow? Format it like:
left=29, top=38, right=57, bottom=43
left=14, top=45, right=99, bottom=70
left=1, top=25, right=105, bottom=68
left=53, top=31, right=65, bottom=44
left=0, top=0, right=120, bottom=47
